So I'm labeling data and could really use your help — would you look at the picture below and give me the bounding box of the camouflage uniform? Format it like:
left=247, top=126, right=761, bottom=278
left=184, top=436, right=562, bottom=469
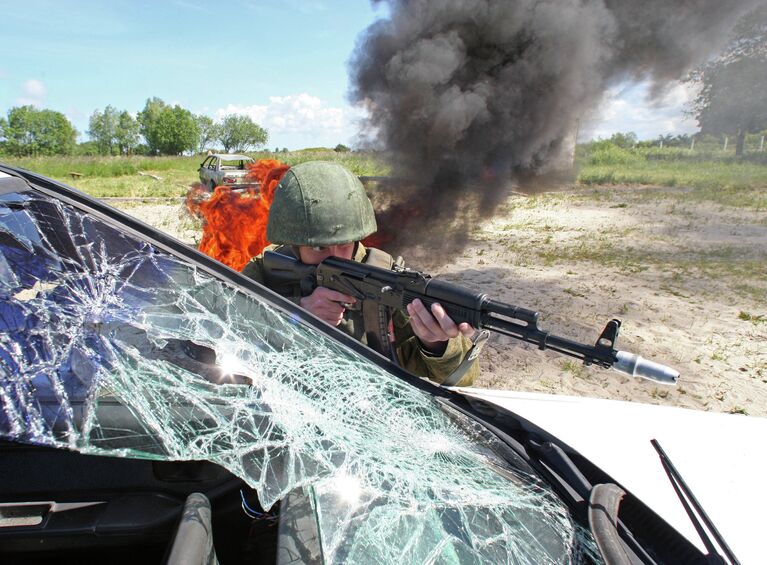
left=242, top=161, right=478, bottom=386
left=242, top=244, right=477, bottom=386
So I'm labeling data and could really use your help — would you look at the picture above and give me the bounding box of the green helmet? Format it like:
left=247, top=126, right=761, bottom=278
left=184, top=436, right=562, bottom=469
left=266, top=161, right=377, bottom=246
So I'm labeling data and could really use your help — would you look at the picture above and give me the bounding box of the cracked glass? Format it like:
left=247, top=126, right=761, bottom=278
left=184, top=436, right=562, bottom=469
left=0, top=177, right=597, bottom=564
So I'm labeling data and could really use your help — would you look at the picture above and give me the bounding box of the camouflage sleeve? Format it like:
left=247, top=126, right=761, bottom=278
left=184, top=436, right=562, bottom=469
left=241, top=256, right=266, bottom=284
left=241, top=250, right=304, bottom=307
left=391, top=309, right=479, bottom=386
left=242, top=251, right=479, bottom=385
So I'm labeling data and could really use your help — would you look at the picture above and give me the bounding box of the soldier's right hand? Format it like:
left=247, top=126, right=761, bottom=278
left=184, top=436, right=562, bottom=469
left=300, top=287, right=357, bottom=326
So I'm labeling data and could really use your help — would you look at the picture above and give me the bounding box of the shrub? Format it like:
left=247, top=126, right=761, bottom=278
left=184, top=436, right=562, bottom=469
left=584, top=142, right=643, bottom=166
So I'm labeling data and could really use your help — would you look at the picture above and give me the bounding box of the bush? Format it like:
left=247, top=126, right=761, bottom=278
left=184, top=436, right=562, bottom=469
left=637, top=147, right=692, bottom=161
left=582, top=141, right=643, bottom=166
left=75, top=141, right=101, bottom=156
left=295, top=147, right=334, bottom=153
left=607, top=132, right=637, bottom=148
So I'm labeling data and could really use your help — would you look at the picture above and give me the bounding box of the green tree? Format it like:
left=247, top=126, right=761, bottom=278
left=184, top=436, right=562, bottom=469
left=115, top=111, right=140, bottom=155
left=137, top=97, right=199, bottom=155
left=195, top=114, right=219, bottom=154
left=0, top=116, right=7, bottom=153
left=217, top=114, right=268, bottom=152
left=75, top=140, right=101, bottom=156
left=607, top=132, right=637, bottom=149
left=137, top=97, right=166, bottom=154
left=88, top=105, right=120, bottom=154
left=334, top=143, right=351, bottom=152
left=2, top=105, right=77, bottom=156
left=689, top=7, right=767, bottom=156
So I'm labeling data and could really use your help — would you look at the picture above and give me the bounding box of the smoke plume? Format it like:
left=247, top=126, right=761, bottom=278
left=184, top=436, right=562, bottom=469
left=349, top=0, right=761, bottom=253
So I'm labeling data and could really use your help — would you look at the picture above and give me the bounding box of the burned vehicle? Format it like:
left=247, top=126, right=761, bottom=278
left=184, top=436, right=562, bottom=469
left=0, top=164, right=756, bottom=564
left=198, top=154, right=257, bottom=191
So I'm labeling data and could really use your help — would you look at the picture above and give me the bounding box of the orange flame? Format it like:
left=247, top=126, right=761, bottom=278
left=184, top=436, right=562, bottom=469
left=187, top=159, right=289, bottom=271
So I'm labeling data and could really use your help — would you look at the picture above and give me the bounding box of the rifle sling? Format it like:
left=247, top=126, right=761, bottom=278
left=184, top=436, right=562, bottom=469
left=441, top=330, right=489, bottom=387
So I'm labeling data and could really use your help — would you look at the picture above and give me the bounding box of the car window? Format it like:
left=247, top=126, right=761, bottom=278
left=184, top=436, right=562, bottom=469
left=201, top=157, right=212, bottom=168
left=220, top=158, right=250, bottom=170
left=0, top=175, right=598, bottom=563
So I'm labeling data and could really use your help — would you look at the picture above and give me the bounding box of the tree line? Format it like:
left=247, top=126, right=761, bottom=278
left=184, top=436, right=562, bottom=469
left=0, top=97, right=268, bottom=157
left=1, top=8, right=763, bottom=160
left=599, top=131, right=766, bottom=151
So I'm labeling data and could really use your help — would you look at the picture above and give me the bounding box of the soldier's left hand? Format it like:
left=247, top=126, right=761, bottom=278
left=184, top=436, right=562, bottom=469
left=407, top=299, right=476, bottom=355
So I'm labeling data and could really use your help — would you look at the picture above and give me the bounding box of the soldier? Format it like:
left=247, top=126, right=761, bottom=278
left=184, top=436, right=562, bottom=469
left=242, top=161, right=479, bottom=386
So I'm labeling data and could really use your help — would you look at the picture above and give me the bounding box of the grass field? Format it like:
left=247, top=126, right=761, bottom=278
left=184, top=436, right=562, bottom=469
left=0, top=150, right=390, bottom=198
left=1, top=145, right=765, bottom=204
left=575, top=143, right=767, bottom=210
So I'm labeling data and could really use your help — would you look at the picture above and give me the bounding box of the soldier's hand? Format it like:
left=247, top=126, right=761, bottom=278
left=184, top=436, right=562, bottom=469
left=300, top=287, right=356, bottom=326
left=407, top=299, right=476, bottom=355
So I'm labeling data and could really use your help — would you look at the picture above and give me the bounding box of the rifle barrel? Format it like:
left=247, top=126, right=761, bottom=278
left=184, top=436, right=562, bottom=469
left=480, top=314, right=616, bottom=368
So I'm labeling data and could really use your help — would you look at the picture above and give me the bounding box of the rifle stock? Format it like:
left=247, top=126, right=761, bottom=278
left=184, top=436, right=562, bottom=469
left=262, top=251, right=679, bottom=385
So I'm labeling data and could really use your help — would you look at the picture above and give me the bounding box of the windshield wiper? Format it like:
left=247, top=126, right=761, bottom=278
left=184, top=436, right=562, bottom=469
left=651, top=439, right=739, bottom=565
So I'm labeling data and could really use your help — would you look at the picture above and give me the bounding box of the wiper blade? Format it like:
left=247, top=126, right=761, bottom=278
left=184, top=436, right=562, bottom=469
left=651, top=439, right=738, bottom=564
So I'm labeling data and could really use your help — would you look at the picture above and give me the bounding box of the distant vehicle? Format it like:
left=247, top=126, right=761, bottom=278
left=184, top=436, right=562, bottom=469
left=198, top=153, right=257, bottom=191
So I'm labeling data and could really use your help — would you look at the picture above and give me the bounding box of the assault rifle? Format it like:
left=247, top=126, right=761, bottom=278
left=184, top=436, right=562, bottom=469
left=262, top=251, right=679, bottom=385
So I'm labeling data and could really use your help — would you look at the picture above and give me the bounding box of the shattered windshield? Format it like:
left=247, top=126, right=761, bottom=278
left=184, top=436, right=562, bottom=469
left=0, top=174, right=596, bottom=563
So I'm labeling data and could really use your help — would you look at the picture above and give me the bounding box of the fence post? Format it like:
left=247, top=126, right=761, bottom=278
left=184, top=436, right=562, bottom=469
left=761, top=135, right=765, bottom=152
left=723, top=136, right=728, bottom=151
left=659, top=139, right=664, bottom=149
left=690, top=138, right=695, bottom=151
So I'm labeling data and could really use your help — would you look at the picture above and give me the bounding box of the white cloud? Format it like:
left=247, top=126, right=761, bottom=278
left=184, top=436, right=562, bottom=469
left=217, top=102, right=268, bottom=124
left=584, top=80, right=699, bottom=142
left=17, top=79, right=47, bottom=106
left=215, top=93, right=365, bottom=148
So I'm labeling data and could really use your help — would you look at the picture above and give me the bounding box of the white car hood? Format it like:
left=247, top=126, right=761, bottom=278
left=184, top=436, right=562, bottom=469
left=457, top=388, right=767, bottom=564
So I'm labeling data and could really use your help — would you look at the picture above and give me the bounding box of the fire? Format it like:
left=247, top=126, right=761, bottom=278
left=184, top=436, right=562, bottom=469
left=187, top=159, right=289, bottom=271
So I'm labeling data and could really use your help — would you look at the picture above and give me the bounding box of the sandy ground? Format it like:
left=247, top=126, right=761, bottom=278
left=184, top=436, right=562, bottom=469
left=110, top=186, right=767, bottom=417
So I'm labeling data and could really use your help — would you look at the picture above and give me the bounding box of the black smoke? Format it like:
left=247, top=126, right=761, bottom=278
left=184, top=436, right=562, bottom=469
left=349, top=0, right=761, bottom=252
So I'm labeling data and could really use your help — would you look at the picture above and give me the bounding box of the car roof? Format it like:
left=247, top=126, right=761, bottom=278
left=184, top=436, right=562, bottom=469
left=210, top=153, right=253, bottom=160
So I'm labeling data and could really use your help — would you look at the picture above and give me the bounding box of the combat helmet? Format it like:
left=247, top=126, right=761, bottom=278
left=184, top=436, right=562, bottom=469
left=266, top=161, right=377, bottom=246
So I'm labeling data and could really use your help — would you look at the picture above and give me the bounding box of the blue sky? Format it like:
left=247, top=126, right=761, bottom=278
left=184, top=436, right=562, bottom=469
left=0, top=0, right=697, bottom=149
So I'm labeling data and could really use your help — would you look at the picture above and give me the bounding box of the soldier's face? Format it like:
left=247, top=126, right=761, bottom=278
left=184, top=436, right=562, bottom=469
left=298, top=242, right=355, bottom=264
